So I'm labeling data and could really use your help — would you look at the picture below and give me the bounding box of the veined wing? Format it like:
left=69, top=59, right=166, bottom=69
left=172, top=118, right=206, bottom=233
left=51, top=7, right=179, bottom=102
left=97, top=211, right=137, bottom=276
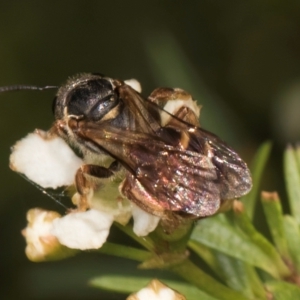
left=74, top=119, right=252, bottom=217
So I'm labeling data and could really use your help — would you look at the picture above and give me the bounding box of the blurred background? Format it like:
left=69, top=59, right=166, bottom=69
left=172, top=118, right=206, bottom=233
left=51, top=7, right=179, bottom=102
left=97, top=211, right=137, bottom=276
left=0, top=1, right=300, bottom=299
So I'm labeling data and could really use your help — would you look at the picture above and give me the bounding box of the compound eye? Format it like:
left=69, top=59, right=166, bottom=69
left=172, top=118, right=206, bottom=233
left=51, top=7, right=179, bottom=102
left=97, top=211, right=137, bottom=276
left=89, top=94, right=117, bottom=120
left=66, top=79, right=118, bottom=121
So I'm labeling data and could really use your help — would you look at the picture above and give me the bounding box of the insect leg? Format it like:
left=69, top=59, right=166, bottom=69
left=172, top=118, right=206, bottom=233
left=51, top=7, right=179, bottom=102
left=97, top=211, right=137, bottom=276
left=167, top=106, right=200, bottom=127
left=74, top=161, right=120, bottom=211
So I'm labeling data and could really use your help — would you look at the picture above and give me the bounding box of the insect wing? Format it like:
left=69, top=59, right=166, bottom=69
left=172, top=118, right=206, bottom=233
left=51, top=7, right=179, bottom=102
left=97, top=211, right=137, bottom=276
left=187, top=128, right=252, bottom=201
left=73, top=84, right=252, bottom=217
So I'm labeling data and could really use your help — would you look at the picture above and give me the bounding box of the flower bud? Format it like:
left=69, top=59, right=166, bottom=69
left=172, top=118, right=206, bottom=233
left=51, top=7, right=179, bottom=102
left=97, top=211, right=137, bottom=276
left=10, top=131, right=83, bottom=189
left=124, top=79, right=142, bottom=93
left=51, top=209, right=114, bottom=250
left=127, top=279, right=186, bottom=300
left=132, top=204, right=160, bottom=237
left=22, top=208, right=77, bottom=262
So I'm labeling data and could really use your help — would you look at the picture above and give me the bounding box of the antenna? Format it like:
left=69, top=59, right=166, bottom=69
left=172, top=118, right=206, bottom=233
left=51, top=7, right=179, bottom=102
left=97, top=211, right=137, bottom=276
left=2, top=82, right=69, bottom=210
left=0, top=85, right=58, bottom=93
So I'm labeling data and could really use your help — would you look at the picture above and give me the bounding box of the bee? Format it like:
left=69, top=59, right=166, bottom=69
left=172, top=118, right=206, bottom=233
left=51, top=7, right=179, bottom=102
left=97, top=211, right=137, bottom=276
left=4, top=73, right=252, bottom=224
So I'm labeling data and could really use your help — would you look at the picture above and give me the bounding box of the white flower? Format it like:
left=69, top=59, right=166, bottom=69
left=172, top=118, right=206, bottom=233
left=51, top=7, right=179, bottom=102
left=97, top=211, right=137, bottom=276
left=87, top=189, right=160, bottom=237
left=10, top=130, right=83, bottom=189
left=160, top=92, right=200, bottom=126
left=124, top=79, right=142, bottom=93
left=127, top=279, right=186, bottom=300
left=51, top=209, right=113, bottom=250
left=12, top=85, right=165, bottom=253
left=11, top=128, right=162, bottom=252
left=132, top=204, right=160, bottom=237
left=22, top=208, right=76, bottom=262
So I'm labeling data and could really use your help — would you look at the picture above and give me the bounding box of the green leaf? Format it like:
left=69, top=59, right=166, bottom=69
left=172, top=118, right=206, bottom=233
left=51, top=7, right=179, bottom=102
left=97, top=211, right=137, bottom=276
left=283, top=215, right=300, bottom=273
left=265, top=280, right=300, bottom=300
left=216, top=252, right=265, bottom=299
left=169, top=259, right=249, bottom=300
left=261, top=192, right=291, bottom=260
left=189, top=241, right=265, bottom=299
left=188, top=240, right=223, bottom=278
left=242, top=141, right=272, bottom=220
left=296, top=145, right=300, bottom=172
left=114, top=222, right=155, bottom=251
left=90, top=275, right=220, bottom=300
left=191, top=214, right=285, bottom=278
left=284, top=145, right=300, bottom=224
left=232, top=204, right=290, bottom=278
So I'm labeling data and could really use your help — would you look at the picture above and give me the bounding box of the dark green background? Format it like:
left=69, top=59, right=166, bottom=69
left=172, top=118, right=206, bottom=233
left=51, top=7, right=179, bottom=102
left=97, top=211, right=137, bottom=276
left=1, top=1, right=300, bottom=299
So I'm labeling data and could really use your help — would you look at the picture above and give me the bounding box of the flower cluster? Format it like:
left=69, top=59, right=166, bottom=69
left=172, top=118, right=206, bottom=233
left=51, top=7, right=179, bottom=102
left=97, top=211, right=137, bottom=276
left=11, top=130, right=161, bottom=259
left=10, top=79, right=201, bottom=261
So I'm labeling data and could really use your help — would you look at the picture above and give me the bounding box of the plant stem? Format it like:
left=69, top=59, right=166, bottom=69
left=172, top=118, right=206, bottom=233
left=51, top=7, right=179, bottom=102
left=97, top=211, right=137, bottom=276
left=114, top=222, right=155, bottom=251
left=99, top=242, right=152, bottom=262
left=99, top=243, right=249, bottom=299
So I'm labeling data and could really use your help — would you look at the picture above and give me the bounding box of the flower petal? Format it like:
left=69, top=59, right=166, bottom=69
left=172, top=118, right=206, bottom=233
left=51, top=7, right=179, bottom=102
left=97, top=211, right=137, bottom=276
left=22, top=208, right=75, bottom=262
left=124, top=79, right=142, bottom=93
left=128, top=279, right=185, bottom=300
left=160, top=96, right=201, bottom=126
left=51, top=209, right=113, bottom=250
left=10, top=131, right=83, bottom=189
left=132, top=204, right=160, bottom=237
